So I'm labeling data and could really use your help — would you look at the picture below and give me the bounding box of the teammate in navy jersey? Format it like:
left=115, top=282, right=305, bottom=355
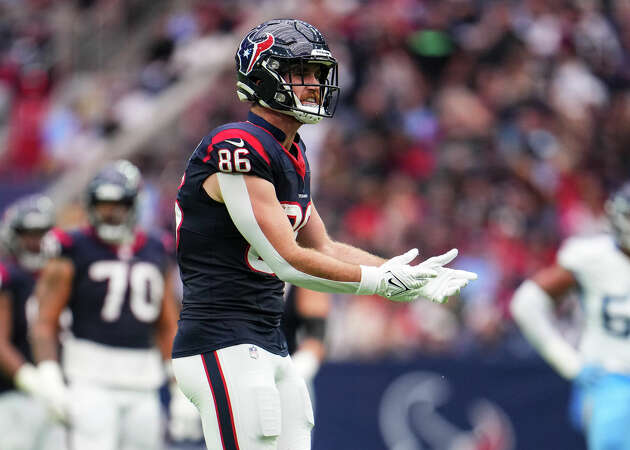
left=171, top=19, right=477, bottom=450
left=0, top=195, right=66, bottom=450
left=30, top=160, right=201, bottom=450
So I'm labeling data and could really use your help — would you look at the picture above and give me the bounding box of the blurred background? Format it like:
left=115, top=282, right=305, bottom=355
left=2, top=0, right=629, bottom=448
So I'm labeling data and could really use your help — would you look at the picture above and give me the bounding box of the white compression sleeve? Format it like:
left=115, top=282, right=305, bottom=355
left=218, top=173, right=377, bottom=294
left=510, top=280, right=582, bottom=379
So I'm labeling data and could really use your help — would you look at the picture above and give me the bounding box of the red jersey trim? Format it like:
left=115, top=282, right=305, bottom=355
left=203, top=129, right=271, bottom=165
left=248, top=122, right=306, bottom=179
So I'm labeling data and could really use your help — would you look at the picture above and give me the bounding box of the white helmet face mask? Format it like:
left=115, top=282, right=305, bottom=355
left=15, top=229, right=50, bottom=271
left=95, top=222, right=134, bottom=244
left=607, top=195, right=630, bottom=251
left=0, top=195, right=54, bottom=272
left=18, top=248, right=47, bottom=272
left=90, top=200, right=137, bottom=245
left=86, top=160, right=141, bottom=246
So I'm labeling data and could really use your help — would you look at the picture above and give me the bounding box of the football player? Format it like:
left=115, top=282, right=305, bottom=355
left=511, top=182, right=630, bottom=450
left=171, top=18, right=477, bottom=450
left=30, top=160, right=201, bottom=450
left=0, top=195, right=66, bottom=450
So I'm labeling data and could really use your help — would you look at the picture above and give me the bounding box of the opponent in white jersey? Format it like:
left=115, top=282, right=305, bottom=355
left=511, top=182, right=630, bottom=450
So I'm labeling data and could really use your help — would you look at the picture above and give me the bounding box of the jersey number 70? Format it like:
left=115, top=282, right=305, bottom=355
left=89, top=261, right=164, bottom=323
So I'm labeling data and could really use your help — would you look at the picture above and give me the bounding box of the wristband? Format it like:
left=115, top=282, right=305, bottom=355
left=357, top=265, right=380, bottom=295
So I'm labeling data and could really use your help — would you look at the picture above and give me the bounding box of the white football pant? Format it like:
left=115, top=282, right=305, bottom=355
left=0, top=391, right=67, bottom=450
left=172, top=344, right=314, bottom=450
left=67, top=381, right=163, bottom=450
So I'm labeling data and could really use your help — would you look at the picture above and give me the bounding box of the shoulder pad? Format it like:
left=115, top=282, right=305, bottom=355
left=41, top=228, right=73, bottom=258
left=557, top=234, right=612, bottom=272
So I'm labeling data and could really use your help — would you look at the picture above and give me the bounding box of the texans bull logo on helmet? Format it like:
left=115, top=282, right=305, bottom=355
left=238, top=33, right=275, bottom=75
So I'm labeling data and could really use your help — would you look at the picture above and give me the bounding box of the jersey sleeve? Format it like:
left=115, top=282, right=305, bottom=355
left=200, top=129, right=274, bottom=183
left=41, top=228, right=75, bottom=260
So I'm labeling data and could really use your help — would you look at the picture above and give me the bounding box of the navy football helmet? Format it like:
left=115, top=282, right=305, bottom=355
left=606, top=182, right=630, bottom=250
left=235, top=19, right=339, bottom=124
left=86, top=160, right=141, bottom=244
left=1, top=195, right=55, bottom=271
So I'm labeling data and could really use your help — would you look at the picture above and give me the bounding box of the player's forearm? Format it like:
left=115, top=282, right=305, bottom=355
left=285, top=245, right=362, bottom=282
left=298, top=338, right=326, bottom=362
left=0, top=295, right=24, bottom=377
left=30, top=259, right=73, bottom=363
left=510, top=280, right=581, bottom=379
left=156, top=323, right=177, bottom=362
left=30, top=323, right=59, bottom=362
left=0, top=342, right=26, bottom=378
left=319, top=240, right=385, bottom=266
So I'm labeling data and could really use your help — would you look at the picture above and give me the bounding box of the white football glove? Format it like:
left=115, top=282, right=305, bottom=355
left=169, top=381, right=203, bottom=442
left=292, top=348, right=321, bottom=383
left=36, top=360, right=71, bottom=424
left=14, top=363, right=41, bottom=396
left=387, top=249, right=477, bottom=303
left=418, top=266, right=478, bottom=303
left=358, top=248, right=437, bottom=299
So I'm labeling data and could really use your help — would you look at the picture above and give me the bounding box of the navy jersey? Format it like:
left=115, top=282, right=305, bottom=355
left=0, top=261, right=36, bottom=393
left=47, top=227, right=169, bottom=349
left=173, top=112, right=313, bottom=358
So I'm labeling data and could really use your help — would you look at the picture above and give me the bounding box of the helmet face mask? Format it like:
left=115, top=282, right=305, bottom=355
left=236, top=19, right=340, bottom=124
left=86, top=160, right=141, bottom=245
left=606, top=183, right=630, bottom=251
left=90, top=201, right=135, bottom=244
left=1, top=195, right=54, bottom=271
left=268, top=57, right=339, bottom=123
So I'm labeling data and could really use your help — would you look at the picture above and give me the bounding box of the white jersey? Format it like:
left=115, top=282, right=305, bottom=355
left=558, top=234, right=630, bottom=373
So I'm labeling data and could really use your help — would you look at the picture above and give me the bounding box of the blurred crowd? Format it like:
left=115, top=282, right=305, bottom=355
left=2, top=0, right=630, bottom=361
